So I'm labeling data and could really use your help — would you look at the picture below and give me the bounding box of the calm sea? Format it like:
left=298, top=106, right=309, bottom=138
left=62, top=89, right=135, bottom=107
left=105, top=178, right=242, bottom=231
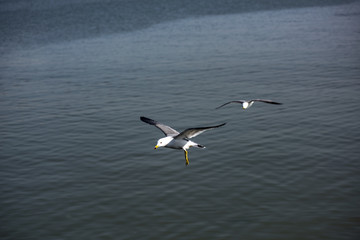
left=1, top=0, right=360, bottom=239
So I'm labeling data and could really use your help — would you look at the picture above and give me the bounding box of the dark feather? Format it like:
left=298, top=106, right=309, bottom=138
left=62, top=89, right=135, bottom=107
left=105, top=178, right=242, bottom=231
left=215, top=100, right=244, bottom=109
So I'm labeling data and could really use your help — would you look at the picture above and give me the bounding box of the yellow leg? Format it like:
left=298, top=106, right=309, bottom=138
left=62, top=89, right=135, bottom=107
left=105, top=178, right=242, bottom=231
left=184, top=150, right=189, bottom=166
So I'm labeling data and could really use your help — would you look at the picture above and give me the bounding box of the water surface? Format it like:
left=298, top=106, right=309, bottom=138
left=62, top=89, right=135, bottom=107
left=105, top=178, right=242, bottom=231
left=1, top=1, right=360, bottom=239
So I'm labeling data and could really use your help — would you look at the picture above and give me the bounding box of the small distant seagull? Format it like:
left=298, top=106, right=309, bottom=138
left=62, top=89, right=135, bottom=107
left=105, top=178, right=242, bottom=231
left=140, top=116, right=226, bottom=166
left=216, top=99, right=282, bottom=110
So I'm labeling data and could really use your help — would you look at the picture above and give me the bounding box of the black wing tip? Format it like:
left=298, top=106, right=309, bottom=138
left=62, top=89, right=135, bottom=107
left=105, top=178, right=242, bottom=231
left=253, top=99, right=283, bottom=105
left=207, top=122, right=226, bottom=130
left=215, top=100, right=244, bottom=109
left=209, top=122, right=226, bottom=128
left=140, top=116, right=157, bottom=125
left=203, top=122, right=226, bottom=128
left=218, top=122, right=226, bottom=127
left=215, top=103, right=229, bottom=110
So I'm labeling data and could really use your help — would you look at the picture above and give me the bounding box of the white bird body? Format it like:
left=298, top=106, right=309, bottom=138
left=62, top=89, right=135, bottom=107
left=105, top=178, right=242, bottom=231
left=141, top=116, right=225, bottom=165
left=242, top=101, right=254, bottom=109
left=156, top=137, right=201, bottom=150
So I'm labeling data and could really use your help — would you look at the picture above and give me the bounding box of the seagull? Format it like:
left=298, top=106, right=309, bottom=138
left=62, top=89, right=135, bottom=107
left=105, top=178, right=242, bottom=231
left=140, top=116, right=226, bottom=166
left=216, top=99, right=282, bottom=110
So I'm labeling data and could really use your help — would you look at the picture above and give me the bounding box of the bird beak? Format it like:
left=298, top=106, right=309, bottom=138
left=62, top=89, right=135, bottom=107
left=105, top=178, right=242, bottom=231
left=154, top=145, right=159, bottom=149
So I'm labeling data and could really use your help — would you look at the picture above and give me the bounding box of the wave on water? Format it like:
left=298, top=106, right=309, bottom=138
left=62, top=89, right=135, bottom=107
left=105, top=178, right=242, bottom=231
left=0, top=0, right=357, bottom=51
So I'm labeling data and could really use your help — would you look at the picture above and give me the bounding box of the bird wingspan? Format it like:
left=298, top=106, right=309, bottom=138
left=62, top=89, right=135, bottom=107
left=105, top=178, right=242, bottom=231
left=215, top=100, right=244, bottom=109
left=175, top=123, right=226, bottom=139
left=140, top=116, right=180, bottom=136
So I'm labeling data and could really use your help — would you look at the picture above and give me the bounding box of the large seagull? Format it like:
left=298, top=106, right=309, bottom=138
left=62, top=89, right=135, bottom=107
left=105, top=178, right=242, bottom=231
left=140, top=116, right=226, bottom=166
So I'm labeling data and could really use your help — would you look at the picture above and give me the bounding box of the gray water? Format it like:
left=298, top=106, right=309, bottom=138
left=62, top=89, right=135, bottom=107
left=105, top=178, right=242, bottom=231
left=1, top=0, right=360, bottom=239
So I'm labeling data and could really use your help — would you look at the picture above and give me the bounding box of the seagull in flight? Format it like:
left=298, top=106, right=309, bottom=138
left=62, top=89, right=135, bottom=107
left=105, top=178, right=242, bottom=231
left=140, top=116, right=226, bottom=166
left=216, top=99, right=282, bottom=110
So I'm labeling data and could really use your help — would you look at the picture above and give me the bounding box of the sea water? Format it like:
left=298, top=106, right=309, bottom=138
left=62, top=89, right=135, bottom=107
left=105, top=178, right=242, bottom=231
left=1, top=0, right=359, bottom=239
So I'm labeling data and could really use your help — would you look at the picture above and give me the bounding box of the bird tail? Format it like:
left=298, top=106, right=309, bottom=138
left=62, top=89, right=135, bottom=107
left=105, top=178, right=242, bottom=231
left=196, top=144, right=205, bottom=149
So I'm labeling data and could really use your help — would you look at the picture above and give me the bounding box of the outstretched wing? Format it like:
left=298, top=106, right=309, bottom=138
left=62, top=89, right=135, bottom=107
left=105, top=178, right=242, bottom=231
left=140, top=116, right=179, bottom=136
left=251, top=99, right=282, bottom=105
left=175, top=123, right=226, bottom=139
left=215, top=100, right=244, bottom=109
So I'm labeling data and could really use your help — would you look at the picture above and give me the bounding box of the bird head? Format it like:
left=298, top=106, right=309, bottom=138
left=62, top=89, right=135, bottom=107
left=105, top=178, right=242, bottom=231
left=154, top=136, right=173, bottom=149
